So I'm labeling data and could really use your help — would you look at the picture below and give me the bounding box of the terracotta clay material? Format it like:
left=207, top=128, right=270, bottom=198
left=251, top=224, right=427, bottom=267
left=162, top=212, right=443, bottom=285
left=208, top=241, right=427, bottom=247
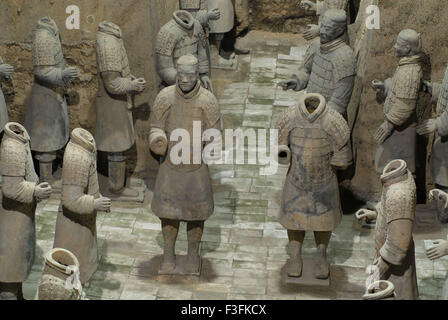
left=373, top=29, right=424, bottom=174
left=276, top=93, right=352, bottom=280
left=0, top=57, right=13, bottom=132
left=150, top=54, right=221, bottom=275
left=0, top=122, right=52, bottom=300
left=53, top=128, right=111, bottom=285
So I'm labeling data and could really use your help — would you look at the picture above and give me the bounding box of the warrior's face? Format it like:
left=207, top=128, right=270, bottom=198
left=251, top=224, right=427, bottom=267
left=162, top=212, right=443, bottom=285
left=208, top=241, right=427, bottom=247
left=177, top=64, right=199, bottom=93
left=320, top=17, right=345, bottom=44
left=394, top=36, right=411, bottom=57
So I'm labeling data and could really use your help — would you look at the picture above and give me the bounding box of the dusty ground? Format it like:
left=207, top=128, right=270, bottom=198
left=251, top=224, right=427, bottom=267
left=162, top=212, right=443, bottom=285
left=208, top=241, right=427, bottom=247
left=23, top=31, right=448, bottom=300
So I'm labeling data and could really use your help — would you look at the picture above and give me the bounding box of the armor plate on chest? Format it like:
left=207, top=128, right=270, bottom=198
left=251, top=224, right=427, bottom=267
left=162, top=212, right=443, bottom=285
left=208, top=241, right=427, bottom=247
left=180, top=0, right=202, bottom=9
left=288, top=118, right=333, bottom=190
left=437, top=68, right=448, bottom=116
left=307, top=52, right=335, bottom=100
left=173, top=33, right=200, bottom=60
left=33, top=30, right=64, bottom=68
left=96, top=34, right=131, bottom=77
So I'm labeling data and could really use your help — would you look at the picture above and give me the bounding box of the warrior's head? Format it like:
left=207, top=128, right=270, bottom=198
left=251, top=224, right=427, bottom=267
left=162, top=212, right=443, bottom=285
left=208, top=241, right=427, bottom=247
left=394, top=29, right=422, bottom=58
left=176, top=54, right=199, bottom=93
left=320, top=9, right=347, bottom=44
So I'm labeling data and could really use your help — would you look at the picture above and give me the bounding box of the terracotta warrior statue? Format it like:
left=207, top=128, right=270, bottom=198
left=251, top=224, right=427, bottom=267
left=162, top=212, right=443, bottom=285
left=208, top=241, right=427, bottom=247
left=372, top=30, right=423, bottom=175
left=0, top=122, right=52, bottom=300
left=155, top=10, right=212, bottom=91
left=95, top=21, right=146, bottom=199
left=150, top=55, right=221, bottom=274
left=179, top=0, right=221, bottom=30
left=280, top=9, right=356, bottom=118
left=356, top=159, right=418, bottom=300
left=276, top=93, right=352, bottom=279
left=38, top=248, right=85, bottom=300
left=300, top=0, right=349, bottom=41
left=25, top=17, right=78, bottom=186
left=417, top=62, right=448, bottom=194
left=53, top=128, right=111, bottom=285
left=0, top=57, right=13, bottom=133
left=208, top=0, right=237, bottom=68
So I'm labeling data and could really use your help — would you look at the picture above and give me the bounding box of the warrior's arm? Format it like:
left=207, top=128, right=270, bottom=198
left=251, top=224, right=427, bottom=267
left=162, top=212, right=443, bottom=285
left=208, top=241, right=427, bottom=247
left=384, top=97, right=417, bottom=127
left=436, top=108, right=448, bottom=137
left=328, top=75, right=355, bottom=116
left=34, top=66, right=64, bottom=87
left=62, top=184, right=95, bottom=215
left=292, top=53, right=313, bottom=92
left=156, top=55, right=177, bottom=85
left=198, top=30, right=210, bottom=76
left=431, top=82, right=442, bottom=104
left=101, top=71, right=133, bottom=95
left=2, top=176, right=36, bottom=204
left=379, top=219, right=413, bottom=266
left=196, top=11, right=210, bottom=27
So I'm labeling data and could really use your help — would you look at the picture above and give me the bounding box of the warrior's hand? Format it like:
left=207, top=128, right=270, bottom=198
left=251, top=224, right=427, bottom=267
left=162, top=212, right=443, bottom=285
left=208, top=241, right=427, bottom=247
left=130, top=78, right=146, bottom=93
left=200, top=75, right=213, bottom=93
left=429, top=189, right=448, bottom=205
left=423, top=80, right=433, bottom=95
left=280, top=78, right=299, bottom=91
left=426, top=239, right=448, bottom=260
left=208, top=8, right=221, bottom=21
left=416, top=119, right=437, bottom=135
left=355, top=209, right=377, bottom=223
left=373, top=256, right=390, bottom=279
left=371, top=80, right=385, bottom=91
left=62, top=67, right=79, bottom=83
left=303, top=24, right=319, bottom=41
left=0, top=64, right=14, bottom=78
left=299, top=0, right=317, bottom=12
left=34, top=182, right=52, bottom=201
left=374, top=120, right=394, bottom=144
left=94, top=196, right=111, bottom=212
left=150, top=135, right=168, bottom=156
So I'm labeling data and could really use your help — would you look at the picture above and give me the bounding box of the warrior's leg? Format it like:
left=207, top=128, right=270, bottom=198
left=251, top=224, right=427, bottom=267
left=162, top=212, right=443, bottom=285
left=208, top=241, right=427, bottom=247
left=186, top=221, right=204, bottom=273
left=108, top=152, right=139, bottom=197
left=314, top=231, right=332, bottom=279
left=286, top=230, right=305, bottom=277
left=35, top=152, right=56, bottom=184
left=161, top=218, right=180, bottom=272
left=0, top=282, right=21, bottom=300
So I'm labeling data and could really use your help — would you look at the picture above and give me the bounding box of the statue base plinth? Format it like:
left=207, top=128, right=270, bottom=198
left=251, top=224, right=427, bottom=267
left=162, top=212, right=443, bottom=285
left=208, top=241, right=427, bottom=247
left=282, top=259, right=331, bottom=287
left=158, top=255, right=202, bottom=276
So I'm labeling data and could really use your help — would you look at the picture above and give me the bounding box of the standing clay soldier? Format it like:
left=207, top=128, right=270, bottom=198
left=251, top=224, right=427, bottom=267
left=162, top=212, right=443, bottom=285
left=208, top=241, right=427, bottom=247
left=95, top=21, right=146, bottom=198
left=417, top=63, right=448, bottom=193
left=53, top=128, right=111, bottom=285
left=276, top=93, right=352, bottom=279
left=208, top=0, right=237, bottom=68
left=281, top=9, right=356, bottom=118
left=179, top=0, right=221, bottom=30
left=356, top=159, right=418, bottom=300
left=0, top=122, right=52, bottom=300
left=0, top=57, right=13, bottom=133
left=155, top=10, right=212, bottom=91
left=372, top=30, right=423, bottom=175
left=25, top=17, right=78, bottom=185
left=300, top=0, right=349, bottom=41
left=150, top=55, right=221, bottom=274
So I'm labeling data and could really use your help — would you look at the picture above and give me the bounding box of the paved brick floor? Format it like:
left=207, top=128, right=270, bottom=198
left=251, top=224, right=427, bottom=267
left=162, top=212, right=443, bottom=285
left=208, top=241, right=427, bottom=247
left=23, top=31, right=448, bottom=300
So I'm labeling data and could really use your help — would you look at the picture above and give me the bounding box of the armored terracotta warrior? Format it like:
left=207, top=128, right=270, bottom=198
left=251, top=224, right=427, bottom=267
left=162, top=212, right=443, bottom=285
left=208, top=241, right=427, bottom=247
left=372, top=30, right=423, bottom=175
left=417, top=63, right=448, bottom=193
left=38, top=248, right=85, bottom=300
left=179, top=0, right=220, bottom=30
left=0, top=122, right=52, bottom=300
left=25, top=17, right=78, bottom=185
left=281, top=9, right=356, bottom=118
left=276, top=93, right=352, bottom=279
left=0, top=57, right=13, bottom=133
left=53, top=128, right=111, bottom=284
left=300, top=0, right=349, bottom=41
left=150, top=55, right=221, bottom=274
left=95, top=21, right=146, bottom=198
left=155, top=10, right=212, bottom=91
left=208, top=0, right=237, bottom=68
left=356, top=159, right=418, bottom=300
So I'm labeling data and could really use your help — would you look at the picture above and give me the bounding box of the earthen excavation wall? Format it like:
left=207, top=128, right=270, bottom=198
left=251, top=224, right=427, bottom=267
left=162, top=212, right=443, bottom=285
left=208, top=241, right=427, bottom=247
left=0, top=0, right=178, bottom=175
